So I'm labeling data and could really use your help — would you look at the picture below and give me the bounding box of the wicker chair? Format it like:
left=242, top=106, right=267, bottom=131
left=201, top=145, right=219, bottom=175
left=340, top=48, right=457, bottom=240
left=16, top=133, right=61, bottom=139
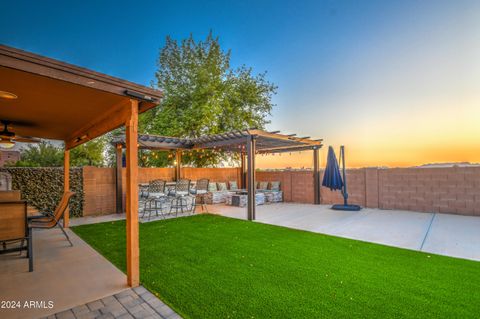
left=142, top=179, right=167, bottom=220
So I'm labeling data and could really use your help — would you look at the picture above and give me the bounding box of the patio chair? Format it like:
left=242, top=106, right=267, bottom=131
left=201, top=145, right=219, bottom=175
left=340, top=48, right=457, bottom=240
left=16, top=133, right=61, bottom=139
left=229, top=181, right=238, bottom=191
left=142, top=179, right=168, bottom=221
left=0, top=200, right=32, bottom=271
left=262, top=181, right=284, bottom=203
left=28, top=191, right=75, bottom=247
left=190, top=178, right=209, bottom=213
left=169, top=179, right=192, bottom=215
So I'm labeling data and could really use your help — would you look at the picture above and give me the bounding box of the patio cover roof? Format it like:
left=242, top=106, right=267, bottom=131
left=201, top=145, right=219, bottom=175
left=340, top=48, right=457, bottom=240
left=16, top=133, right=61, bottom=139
left=0, top=44, right=162, bottom=287
left=0, top=44, right=162, bottom=149
left=112, top=129, right=323, bottom=153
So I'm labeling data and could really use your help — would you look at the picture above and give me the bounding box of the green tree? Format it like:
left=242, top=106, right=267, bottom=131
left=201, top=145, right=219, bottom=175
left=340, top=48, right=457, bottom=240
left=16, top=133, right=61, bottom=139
left=10, top=138, right=106, bottom=167
left=70, top=137, right=106, bottom=167
left=9, top=141, right=63, bottom=167
left=141, top=32, right=277, bottom=167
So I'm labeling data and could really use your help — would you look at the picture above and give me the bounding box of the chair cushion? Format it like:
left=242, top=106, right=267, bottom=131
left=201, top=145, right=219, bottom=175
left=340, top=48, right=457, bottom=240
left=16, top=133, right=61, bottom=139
left=229, top=181, right=238, bottom=190
left=208, top=182, right=217, bottom=192
left=259, top=181, right=268, bottom=190
left=270, top=181, right=281, bottom=191
left=149, top=192, right=165, bottom=198
left=217, top=182, right=228, bottom=191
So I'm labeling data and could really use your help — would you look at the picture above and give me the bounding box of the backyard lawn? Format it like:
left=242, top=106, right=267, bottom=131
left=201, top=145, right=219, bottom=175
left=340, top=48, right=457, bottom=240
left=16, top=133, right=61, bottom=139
left=72, top=214, right=480, bottom=318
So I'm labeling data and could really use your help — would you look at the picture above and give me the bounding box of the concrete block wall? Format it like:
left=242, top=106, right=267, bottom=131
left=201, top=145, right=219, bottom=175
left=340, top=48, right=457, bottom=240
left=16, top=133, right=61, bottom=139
left=257, top=167, right=480, bottom=216
left=256, top=170, right=315, bottom=203
left=377, top=167, right=480, bottom=215
left=83, top=166, right=116, bottom=216
left=82, top=166, right=480, bottom=217
left=82, top=166, right=241, bottom=216
left=319, top=169, right=366, bottom=207
left=182, top=167, right=241, bottom=183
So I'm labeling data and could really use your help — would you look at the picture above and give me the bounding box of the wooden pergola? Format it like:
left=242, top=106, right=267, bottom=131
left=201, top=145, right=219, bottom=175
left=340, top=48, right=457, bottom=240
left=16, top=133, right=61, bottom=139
left=112, top=129, right=323, bottom=220
left=0, top=44, right=162, bottom=287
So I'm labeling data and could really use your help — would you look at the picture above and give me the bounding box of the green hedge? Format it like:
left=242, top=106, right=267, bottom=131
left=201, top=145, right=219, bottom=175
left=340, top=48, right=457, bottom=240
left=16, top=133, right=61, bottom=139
left=0, top=167, right=84, bottom=217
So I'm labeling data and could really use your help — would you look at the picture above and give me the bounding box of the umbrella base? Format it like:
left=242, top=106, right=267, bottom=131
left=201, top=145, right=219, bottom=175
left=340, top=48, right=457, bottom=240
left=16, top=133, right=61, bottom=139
left=331, top=204, right=362, bottom=211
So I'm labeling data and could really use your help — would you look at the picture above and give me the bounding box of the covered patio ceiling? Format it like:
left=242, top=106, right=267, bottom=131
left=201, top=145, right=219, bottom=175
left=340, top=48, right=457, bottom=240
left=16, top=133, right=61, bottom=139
left=0, top=45, right=162, bottom=149
left=0, top=44, right=162, bottom=287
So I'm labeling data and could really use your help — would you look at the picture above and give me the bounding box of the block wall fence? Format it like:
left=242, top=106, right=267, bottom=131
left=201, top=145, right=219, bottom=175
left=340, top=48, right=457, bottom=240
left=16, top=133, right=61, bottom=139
left=82, top=166, right=480, bottom=217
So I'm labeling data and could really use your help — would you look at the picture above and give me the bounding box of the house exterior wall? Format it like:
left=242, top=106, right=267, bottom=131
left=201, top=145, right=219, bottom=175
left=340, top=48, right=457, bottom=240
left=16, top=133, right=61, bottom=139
left=0, top=150, right=20, bottom=167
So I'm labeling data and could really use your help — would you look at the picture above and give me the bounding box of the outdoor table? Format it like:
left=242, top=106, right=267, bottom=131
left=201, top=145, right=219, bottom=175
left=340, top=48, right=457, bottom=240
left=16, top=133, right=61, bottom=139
left=229, top=192, right=266, bottom=207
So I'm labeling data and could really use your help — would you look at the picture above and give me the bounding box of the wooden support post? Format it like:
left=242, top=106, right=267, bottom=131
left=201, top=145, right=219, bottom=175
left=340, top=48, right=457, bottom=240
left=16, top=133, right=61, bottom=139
left=63, top=149, right=70, bottom=227
left=125, top=99, right=139, bottom=287
left=246, top=137, right=256, bottom=221
left=240, top=152, right=246, bottom=189
left=313, top=147, right=320, bottom=204
left=115, top=143, right=124, bottom=214
left=175, top=150, right=182, bottom=181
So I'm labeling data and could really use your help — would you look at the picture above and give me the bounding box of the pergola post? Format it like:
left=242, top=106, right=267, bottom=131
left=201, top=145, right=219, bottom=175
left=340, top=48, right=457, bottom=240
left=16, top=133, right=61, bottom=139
left=125, top=99, right=140, bottom=287
left=115, top=143, right=124, bottom=214
left=246, top=136, right=256, bottom=221
left=63, top=149, right=70, bottom=227
left=175, top=150, right=182, bottom=181
left=313, top=146, right=320, bottom=204
left=240, top=153, right=246, bottom=189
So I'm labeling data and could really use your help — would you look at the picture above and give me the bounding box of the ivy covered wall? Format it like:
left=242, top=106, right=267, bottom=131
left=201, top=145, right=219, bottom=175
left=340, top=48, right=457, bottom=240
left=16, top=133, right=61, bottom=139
left=0, top=167, right=84, bottom=217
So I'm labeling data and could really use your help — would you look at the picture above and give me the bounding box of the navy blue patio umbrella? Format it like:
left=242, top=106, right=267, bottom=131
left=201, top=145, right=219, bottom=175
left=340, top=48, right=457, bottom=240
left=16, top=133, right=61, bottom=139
left=322, top=146, right=361, bottom=211
left=322, top=146, right=344, bottom=191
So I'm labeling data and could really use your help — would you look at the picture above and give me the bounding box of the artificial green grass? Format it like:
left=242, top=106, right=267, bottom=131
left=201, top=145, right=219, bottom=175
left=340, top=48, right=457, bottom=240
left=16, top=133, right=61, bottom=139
left=72, top=214, right=480, bottom=318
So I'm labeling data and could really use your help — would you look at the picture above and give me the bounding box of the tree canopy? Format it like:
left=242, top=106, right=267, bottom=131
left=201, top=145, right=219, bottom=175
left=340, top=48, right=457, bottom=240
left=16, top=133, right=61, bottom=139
left=8, top=138, right=106, bottom=167
left=140, top=32, right=277, bottom=167
left=7, top=32, right=277, bottom=169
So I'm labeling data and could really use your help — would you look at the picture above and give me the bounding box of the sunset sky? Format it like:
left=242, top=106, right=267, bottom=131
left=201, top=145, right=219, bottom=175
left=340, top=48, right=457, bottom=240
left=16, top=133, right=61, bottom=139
left=1, top=0, right=478, bottom=168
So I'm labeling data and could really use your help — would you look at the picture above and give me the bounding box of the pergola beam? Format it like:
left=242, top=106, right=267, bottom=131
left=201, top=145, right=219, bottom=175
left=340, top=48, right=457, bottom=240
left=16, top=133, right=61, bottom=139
left=240, top=152, right=246, bottom=189
left=65, top=100, right=132, bottom=150
left=257, top=145, right=320, bottom=154
left=193, top=136, right=249, bottom=149
left=246, top=136, right=256, bottom=221
left=313, top=147, right=320, bottom=204
left=115, top=144, right=124, bottom=214
left=125, top=99, right=140, bottom=287
left=175, top=150, right=182, bottom=181
left=112, top=130, right=322, bottom=154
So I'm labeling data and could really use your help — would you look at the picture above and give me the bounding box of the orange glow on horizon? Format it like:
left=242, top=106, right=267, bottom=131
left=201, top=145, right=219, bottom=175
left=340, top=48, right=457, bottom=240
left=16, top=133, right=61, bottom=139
left=256, top=141, right=480, bottom=169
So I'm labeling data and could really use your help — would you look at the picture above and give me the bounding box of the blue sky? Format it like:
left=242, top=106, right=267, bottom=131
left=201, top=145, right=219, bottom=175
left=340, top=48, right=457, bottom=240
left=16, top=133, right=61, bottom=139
left=1, top=0, right=479, bottom=167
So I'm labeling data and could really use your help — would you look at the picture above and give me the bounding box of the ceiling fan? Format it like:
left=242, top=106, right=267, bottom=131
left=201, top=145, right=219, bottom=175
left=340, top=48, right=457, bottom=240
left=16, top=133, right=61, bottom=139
left=0, top=120, right=40, bottom=149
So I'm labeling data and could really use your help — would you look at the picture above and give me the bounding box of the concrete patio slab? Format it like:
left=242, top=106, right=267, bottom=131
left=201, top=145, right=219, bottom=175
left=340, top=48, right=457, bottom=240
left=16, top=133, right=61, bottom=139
left=421, top=213, right=480, bottom=261
left=209, top=203, right=480, bottom=262
left=0, top=228, right=128, bottom=319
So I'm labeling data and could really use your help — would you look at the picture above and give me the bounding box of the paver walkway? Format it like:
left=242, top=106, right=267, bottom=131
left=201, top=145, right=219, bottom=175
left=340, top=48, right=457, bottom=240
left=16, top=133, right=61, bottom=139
left=42, top=287, right=180, bottom=319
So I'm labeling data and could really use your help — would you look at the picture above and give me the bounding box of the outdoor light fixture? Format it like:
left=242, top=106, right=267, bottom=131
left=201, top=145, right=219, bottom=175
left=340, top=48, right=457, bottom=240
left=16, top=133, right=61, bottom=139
left=124, top=90, right=156, bottom=103
left=0, top=90, right=18, bottom=100
left=0, top=138, right=15, bottom=149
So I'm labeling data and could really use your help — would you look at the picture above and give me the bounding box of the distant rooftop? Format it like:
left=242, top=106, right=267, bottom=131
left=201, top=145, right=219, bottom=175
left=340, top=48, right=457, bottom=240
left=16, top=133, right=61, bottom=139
left=417, top=162, right=480, bottom=168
